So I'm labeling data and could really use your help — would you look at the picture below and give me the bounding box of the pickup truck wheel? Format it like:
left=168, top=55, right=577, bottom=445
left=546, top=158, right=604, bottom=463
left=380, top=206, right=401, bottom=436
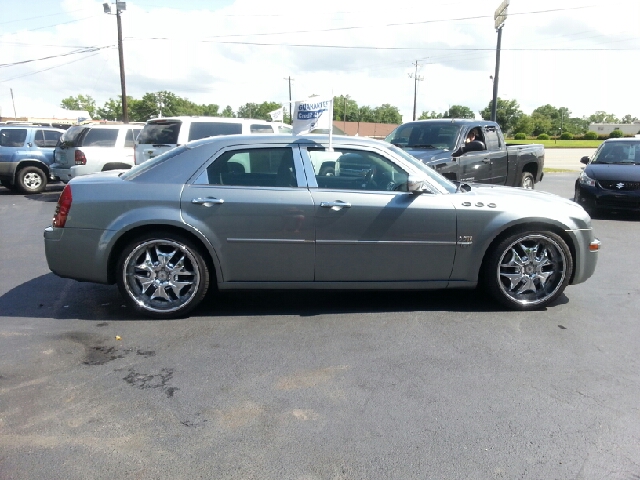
left=483, top=230, right=572, bottom=310
left=17, top=166, right=47, bottom=194
left=520, top=172, right=535, bottom=189
left=117, top=233, right=210, bottom=319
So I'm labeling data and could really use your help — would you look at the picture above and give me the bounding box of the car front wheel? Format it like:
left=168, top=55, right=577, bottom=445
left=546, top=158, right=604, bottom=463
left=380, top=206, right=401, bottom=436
left=17, top=166, right=47, bottom=194
left=483, top=230, right=573, bottom=310
left=117, top=233, right=210, bottom=319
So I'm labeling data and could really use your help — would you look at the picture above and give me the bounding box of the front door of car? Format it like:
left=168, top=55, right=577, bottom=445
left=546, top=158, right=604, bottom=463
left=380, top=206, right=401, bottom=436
left=303, top=147, right=458, bottom=283
left=181, top=145, right=315, bottom=282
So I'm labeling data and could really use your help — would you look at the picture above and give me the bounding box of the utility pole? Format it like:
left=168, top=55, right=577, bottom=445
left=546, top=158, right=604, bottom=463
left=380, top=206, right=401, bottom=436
left=408, top=61, right=424, bottom=121
left=104, top=2, right=128, bottom=123
left=284, top=76, right=294, bottom=124
left=10, top=88, right=17, bottom=118
left=343, top=95, right=350, bottom=131
left=491, top=0, right=509, bottom=123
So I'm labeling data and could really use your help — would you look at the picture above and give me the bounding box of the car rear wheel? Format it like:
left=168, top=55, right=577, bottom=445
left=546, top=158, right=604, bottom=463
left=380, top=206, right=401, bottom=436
left=117, top=233, right=210, bottom=319
left=483, top=230, right=572, bottom=310
left=17, top=166, right=47, bottom=194
left=520, top=172, right=535, bottom=189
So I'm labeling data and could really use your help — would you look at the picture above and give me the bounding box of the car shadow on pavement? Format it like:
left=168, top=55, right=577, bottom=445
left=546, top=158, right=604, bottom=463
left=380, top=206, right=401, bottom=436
left=0, top=184, right=64, bottom=201
left=0, top=273, right=556, bottom=322
left=0, top=273, right=568, bottom=321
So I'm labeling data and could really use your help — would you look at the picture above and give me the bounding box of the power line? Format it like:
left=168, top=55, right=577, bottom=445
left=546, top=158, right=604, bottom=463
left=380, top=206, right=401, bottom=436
left=0, top=46, right=113, bottom=68
left=0, top=52, right=102, bottom=83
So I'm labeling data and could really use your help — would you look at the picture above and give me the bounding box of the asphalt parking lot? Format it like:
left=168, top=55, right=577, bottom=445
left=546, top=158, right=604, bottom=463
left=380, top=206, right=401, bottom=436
left=1, top=174, right=639, bottom=480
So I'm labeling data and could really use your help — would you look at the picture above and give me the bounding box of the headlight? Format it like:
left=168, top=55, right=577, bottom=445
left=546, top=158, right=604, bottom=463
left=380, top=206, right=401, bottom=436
left=579, top=171, right=596, bottom=187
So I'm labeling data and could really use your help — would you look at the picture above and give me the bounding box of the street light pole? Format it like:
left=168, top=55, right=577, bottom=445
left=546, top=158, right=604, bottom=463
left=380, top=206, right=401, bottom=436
left=104, top=2, right=128, bottom=123
left=491, top=0, right=509, bottom=123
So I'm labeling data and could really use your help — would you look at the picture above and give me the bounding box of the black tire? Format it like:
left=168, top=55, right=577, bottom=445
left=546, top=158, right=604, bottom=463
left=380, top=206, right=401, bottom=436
left=520, top=171, right=535, bottom=189
left=483, top=230, right=573, bottom=310
left=574, top=184, right=594, bottom=216
left=17, top=166, right=47, bottom=194
left=116, top=232, right=210, bottom=319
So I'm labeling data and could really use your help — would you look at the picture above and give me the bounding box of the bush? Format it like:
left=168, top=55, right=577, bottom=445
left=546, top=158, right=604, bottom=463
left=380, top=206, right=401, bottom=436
left=514, top=133, right=526, bottom=140
left=560, top=132, right=573, bottom=140
left=537, top=133, right=550, bottom=140
left=609, top=129, right=624, bottom=138
left=584, top=131, right=598, bottom=140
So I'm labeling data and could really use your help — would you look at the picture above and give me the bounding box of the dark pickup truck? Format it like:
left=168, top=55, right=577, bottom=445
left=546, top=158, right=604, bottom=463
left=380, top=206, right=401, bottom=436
left=384, top=119, right=544, bottom=189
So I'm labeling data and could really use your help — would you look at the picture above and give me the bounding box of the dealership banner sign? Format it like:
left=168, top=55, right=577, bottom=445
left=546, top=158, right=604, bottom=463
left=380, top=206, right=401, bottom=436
left=292, top=97, right=333, bottom=135
left=268, top=107, right=284, bottom=122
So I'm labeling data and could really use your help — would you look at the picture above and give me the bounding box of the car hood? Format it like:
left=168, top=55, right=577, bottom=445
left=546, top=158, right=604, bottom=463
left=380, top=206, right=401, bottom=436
left=458, top=183, right=584, bottom=214
left=584, top=163, right=640, bottom=181
left=403, top=148, right=452, bottom=164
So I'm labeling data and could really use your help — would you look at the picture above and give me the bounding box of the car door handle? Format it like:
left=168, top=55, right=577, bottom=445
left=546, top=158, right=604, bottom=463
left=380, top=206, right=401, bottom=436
left=482, top=158, right=491, bottom=163
left=192, top=197, right=224, bottom=206
left=320, top=201, right=351, bottom=210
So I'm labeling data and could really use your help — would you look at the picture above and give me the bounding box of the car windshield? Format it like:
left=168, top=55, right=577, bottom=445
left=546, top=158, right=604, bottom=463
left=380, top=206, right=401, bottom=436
left=592, top=141, right=640, bottom=164
left=385, top=122, right=461, bottom=151
left=385, top=144, right=457, bottom=193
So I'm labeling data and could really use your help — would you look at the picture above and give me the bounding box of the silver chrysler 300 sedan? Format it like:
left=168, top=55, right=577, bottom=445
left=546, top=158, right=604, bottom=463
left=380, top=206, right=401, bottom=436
left=44, top=134, right=600, bottom=319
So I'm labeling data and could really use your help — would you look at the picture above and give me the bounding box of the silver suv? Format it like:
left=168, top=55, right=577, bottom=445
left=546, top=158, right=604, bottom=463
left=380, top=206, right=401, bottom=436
left=0, top=125, right=65, bottom=193
left=51, top=124, right=142, bottom=182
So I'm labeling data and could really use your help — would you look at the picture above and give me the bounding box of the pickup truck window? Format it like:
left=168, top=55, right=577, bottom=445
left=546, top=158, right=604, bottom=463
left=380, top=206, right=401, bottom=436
left=0, top=128, right=27, bottom=147
left=385, top=122, right=459, bottom=151
left=484, top=128, right=501, bottom=151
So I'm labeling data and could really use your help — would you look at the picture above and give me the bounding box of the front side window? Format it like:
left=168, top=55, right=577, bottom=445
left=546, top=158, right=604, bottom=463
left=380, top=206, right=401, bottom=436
left=309, top=148, right=408, bottom=192
left=204, top=147, right=297, bottom=187
left=0, top=129, right=27, bottom=147
left=188, top=122, right=242, bottom=141
left=81, top=129, right=118, bottom=147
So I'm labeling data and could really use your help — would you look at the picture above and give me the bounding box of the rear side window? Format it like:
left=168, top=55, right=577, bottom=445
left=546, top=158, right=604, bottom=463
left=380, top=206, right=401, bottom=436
left=81, top=129, right=118, bottom=147
left=0, top=129, right=27, bottom=147
left=484, top=127, right=501, bottom=151
left=59, top=125, right=86, bottom=147
left=188, top=122, right=241, bottom=141
left=137, top=122, right=181, bottom=145
left=34, top=130, right=61, bottom=147
left=250, top=124, right=274, bottom=133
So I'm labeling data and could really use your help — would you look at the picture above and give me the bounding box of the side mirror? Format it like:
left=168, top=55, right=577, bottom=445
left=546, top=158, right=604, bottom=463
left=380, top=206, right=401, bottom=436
left=407, top=175, right=429, bottom=194
left=580, top=156, right=590, bottom=165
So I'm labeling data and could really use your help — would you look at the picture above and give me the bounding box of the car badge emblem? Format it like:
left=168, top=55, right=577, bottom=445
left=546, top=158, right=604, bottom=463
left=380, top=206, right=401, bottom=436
left=616, top=183, right=624, bottom=189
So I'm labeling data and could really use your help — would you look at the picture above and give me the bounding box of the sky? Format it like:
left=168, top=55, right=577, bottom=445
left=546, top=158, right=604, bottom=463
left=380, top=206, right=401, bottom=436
left=1, top=0, right=639, bottom=123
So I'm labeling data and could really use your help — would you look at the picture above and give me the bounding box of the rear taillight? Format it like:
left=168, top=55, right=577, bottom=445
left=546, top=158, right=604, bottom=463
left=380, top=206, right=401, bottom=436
left=75, top=150, right=86, bottom=165
left=53, top=185, right=72, bottom=228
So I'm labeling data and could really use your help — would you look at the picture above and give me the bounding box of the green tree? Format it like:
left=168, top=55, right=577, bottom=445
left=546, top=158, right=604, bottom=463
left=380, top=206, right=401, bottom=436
left=512, top=114, right=534, bottom=135
left=221, top=106, right=236, bottom=118
left=333, top=95, right=359, bottom=122
left=621, top=114, right=639, bottom=124
left=444, top=105, right=475, bottom=119
left=200, top=104, right=220, bottom=116
left=374, top=104, right=402, bottom=124
left=357, top=106, right=376, bottom=123
left=480, top=98, right=522, bottom=133
left=60, top=94, right=96, bottom=118
left=237, top=101, right=283, bottom=121
left=418, top=111, right=443, bottom=120
left=531, top=112, right=553, bottom=136
left=95, top=96, right=137, bottom=121
left=588, top=111, right=619, bottom=123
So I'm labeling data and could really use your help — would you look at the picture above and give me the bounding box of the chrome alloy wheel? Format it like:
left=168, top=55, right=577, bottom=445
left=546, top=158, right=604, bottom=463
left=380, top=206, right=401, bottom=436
left=497, top=234, right=567, bottom=306
left=122, top=239, right=201, bottom=314
left=23, top=172, right=43, bottom=190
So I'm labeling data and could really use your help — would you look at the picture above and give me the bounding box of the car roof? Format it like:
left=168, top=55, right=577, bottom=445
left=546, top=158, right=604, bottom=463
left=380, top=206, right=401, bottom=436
left=603, top=137, right=640, bottom=142
left=82, top=124, right=140, bottom=130
left=145, top=117, right=272, bottom=124
left=0, top=125, right=65, bottom=131
left=399, top=119, right=493, bottom=127
left=187, top=133, right=386, bottom=150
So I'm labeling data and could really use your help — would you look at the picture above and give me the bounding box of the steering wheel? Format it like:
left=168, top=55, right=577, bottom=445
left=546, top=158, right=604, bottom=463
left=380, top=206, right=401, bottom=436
left=363, top=169, right=377, bottom=190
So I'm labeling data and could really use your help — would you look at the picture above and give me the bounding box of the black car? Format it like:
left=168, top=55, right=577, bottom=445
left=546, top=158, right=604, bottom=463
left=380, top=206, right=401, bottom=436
left=574, top=138, right=640, bottom=214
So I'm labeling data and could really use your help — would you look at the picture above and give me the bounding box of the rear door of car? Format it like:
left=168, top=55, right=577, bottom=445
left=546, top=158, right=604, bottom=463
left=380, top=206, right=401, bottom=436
left=484, top=125, right=508, bottom=184
left=181, top=143, right=315, bottom=282
left=301, top=145, right=457, bottom=283
left=33, top=129, right=62, bottom=165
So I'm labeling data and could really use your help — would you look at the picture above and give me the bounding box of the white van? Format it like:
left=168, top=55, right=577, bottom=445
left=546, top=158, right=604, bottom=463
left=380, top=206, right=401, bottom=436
left=134, top=117, right=277, bottom=165
left=51, top=124, right=142, bottom=182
